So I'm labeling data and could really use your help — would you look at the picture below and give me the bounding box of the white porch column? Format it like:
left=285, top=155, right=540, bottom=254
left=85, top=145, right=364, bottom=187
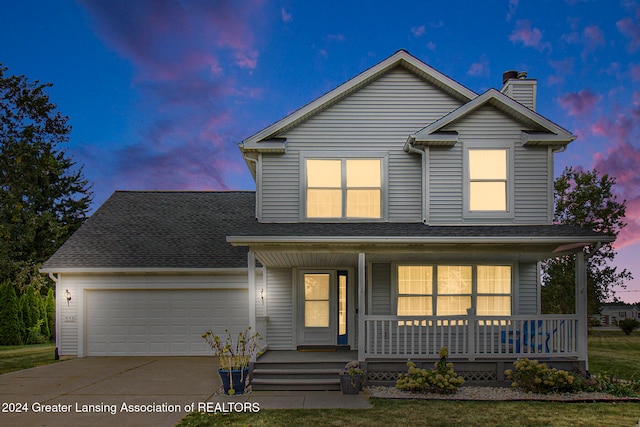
left=575, top=251, right=588, bottom=369
left=248, top=251, right=256, bottom=338
left=358, top=252, right=366, bottom=361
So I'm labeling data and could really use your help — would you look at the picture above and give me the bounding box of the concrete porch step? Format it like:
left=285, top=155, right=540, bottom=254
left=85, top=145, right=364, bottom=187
left=251, top=378, right=341, bottom=391
left=252, top=368, right=340, bottom=378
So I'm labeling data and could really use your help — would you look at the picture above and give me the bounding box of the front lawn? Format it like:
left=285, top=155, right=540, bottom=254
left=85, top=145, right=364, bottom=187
left=588, top=330, right=640, bottom=380
left=178, top=399, right=640, bottom=427
left=0, top=343, right=57, bottom=374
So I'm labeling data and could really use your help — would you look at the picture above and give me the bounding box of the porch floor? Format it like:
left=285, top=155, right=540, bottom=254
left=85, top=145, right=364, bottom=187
left=256, top=350, right=359, bottom=363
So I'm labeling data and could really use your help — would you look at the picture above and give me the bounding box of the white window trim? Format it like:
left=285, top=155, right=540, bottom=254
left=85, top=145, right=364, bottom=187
left=300, top=151, right=388, bottom=222
left=391, top=262, right=514, bottom=316
left=463, top=143, right=515, bottom=220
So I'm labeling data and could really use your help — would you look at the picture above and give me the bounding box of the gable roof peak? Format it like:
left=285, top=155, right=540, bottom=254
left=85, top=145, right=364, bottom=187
left=241, top=49, right=477, bottom=146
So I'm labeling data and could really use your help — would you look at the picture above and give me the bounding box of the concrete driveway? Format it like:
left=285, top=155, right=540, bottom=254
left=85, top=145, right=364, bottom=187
left=0, top=357, right=221, bottom=427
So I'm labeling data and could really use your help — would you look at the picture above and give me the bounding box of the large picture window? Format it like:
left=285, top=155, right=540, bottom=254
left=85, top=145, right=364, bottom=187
left=469, top=149, right=507, bottom=211
left=306, top=158, right=381, bottom=219
left=396, top=265, right=512, bottom=317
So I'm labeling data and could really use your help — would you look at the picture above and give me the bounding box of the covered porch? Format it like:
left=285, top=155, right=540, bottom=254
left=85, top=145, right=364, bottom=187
left=231, top=236, right=594, bottom=368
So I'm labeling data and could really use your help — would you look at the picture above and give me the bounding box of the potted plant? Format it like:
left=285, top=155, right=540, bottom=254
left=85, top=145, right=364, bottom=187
left=340, top=361, right=365, bottom=394
left=202, top=327, right=262, bottom=395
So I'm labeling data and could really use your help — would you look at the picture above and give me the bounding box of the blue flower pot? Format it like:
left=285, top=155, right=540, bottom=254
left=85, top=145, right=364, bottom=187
left=218, top=368, right=249, bottom=395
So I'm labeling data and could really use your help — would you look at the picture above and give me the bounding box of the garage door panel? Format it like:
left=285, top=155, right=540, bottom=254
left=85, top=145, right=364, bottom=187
left=86, top=289, right=249, bottom=356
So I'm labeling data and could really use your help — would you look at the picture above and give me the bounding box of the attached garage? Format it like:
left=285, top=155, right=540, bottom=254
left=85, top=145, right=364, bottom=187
left=86, top=289, right=249, bottom=356
left=40, top=192, right=259, bottom=358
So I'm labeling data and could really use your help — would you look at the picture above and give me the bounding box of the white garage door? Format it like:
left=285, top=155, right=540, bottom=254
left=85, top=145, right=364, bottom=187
left=86, top=289, right=249, bottom=356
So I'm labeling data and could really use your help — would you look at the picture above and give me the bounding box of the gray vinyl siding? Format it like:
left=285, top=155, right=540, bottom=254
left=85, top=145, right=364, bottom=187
left=370, top=263, right=392, bottom=315
left=518, top=262, right=539, bottom=315
left=266, top=268, right=294, bottom=350
left=514, top=145, right=550, bottom=223
left=261, top=153, right=299, bottom=222
left=503, top=81, right=536, bottom=111
left=259, top=66, right=463, bottom=222
left=429, top=105, right=550, bottom=225
left=428, top=145, right=464, bottom=223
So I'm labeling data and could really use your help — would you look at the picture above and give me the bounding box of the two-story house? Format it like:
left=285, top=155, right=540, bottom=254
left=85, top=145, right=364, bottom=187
left=42, top=50, right=610, bottom=387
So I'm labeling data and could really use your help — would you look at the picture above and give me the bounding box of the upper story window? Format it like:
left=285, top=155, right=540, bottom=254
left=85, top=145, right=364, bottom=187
left=306, top=158, right=381, bottom=219
left=469, top=149, right=508, bottom=211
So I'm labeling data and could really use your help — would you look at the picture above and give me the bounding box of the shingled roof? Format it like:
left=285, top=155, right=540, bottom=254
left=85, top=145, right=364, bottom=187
left=41, top=191, right=610, bottom=272
left=41, top=191, right=256, bottom=271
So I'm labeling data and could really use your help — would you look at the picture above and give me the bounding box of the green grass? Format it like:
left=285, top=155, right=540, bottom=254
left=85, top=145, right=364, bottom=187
left=177, top=399, right=640, bottom=427
left=588, top=330, right=640, bottom=380
left=0, top=342, right=57, bottom=374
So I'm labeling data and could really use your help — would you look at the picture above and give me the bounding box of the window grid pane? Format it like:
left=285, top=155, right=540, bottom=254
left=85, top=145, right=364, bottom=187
left=346, top=189, right=381, bottom=218
left=307, top=159, right=341, bottom=187
left=307, top=189, right=342, bottom=218
left=398, top=296, right=433, bottom=316
left=437, top=266, right=472, bottom=294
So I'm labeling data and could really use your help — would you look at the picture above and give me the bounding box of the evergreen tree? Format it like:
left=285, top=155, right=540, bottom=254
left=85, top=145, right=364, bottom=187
left=0, top=64, right=92, bottom=287
left=45, top=288, right=55, bottom=341
left=0, top=282, right=22, bottom=345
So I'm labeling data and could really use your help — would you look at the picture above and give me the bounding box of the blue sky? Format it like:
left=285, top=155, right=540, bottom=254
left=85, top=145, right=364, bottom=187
left=1, top=0, right=639, bottom=302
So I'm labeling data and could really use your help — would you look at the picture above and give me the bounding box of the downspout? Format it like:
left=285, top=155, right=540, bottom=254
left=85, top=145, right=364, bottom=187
left=48, top=273, right=61, bottom=360
left=404, top=135, right=427, bottom=223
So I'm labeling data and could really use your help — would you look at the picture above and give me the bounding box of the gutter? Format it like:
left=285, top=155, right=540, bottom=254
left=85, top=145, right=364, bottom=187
left=227, top=235, right=614, bottom=246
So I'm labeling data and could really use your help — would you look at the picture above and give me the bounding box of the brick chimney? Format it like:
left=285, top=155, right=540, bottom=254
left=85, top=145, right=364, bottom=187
left=500, top=70, right=537, bottom=111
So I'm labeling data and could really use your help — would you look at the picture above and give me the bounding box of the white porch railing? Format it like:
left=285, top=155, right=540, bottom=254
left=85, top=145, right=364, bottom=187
left=363, top=314, right=578, bottom=360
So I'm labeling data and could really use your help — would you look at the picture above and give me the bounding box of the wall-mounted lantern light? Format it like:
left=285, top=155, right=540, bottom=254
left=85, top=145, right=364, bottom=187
left=64, top=289, right=72, bottom=306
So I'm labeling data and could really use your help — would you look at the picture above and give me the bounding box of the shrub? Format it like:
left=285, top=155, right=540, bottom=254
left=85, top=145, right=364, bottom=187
left=505, top=358, right=576, bottom=393
left=581, top=373, right=639, bottom=397
left=45, top=288, right=55, bottom=341
left=26, top=319, right=49, bottom=344
left=396, top=347, right=465, bottom=394
left=618, top=318, right=640, bottom=335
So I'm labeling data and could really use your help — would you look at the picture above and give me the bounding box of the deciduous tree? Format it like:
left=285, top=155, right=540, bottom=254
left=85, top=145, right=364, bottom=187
left=0, top=64, right=92, bottom=287
left=541, top=167, right=632, bottom=315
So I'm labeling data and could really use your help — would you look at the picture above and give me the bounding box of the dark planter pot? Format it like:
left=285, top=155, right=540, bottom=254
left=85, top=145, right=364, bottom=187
left=218, top=368, right=249, bottom=395
left=340, top=373, right=363, bottom=395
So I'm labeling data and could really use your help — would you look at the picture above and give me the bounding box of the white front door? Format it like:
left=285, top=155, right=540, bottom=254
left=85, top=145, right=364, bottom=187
left=298, top=271, right=337, bottom=346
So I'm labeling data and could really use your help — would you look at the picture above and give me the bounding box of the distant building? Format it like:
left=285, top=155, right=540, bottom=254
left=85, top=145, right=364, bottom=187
left=598, top=304, right=640, bottom=326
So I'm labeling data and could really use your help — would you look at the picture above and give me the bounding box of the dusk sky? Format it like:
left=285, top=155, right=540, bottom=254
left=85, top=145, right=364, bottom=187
left=1, top=1, right=639, bottom=302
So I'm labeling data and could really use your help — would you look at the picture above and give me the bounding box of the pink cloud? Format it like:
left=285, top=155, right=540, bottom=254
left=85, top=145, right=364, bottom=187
left=558, top=90, right=601, bottom=116
left=326, top=34, right=345, bottom=42
left=411, top=25, right=426, bottom=37
left=236, top=50, right=259, bottom=69
left=506, top=0, right=519, bottom=22
left=617, top=12, right=640, bottom=51
left=426, top=41, right=437, bottom=51
left=591, top=107, right=640, bottom=249
left=78, top=0, right=267, bottom=192
left=467, top=55, right=490, bottom=77
left=548, top=57, right=574, bottom=85
left=281, top=7, right=292, bottom=23
left=583, top=25, right=605, bottom=49
left=509, top=20, right=552, bottom=52
left=631, top=63, right=640, bottom=81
